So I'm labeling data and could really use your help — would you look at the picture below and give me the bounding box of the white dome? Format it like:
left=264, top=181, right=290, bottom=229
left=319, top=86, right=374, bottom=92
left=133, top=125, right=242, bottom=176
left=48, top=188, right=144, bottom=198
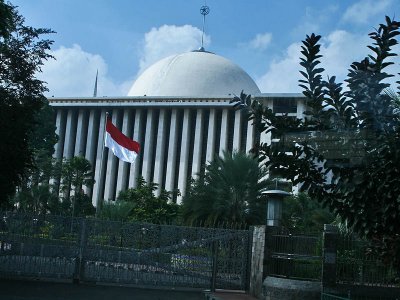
left=128, top=50, right=261, bottom=97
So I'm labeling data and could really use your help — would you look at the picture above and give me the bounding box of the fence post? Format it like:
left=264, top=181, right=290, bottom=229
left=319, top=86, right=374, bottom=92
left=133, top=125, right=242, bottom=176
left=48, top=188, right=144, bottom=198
left=74, top=218, right=88, bottom=283
left=322, top=224, right=338, bottom=291
left=249, top=225, right=266, bottom=298
left=211, top=239, right=218, bottom=292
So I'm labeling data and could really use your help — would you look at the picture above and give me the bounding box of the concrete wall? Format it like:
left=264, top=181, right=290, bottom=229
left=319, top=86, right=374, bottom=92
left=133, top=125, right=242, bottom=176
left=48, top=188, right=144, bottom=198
left=249, top=225, right=266, bottom=298
left=262, top=277, right=321, bottom=300
left=50, top=95, right=304, bottom=206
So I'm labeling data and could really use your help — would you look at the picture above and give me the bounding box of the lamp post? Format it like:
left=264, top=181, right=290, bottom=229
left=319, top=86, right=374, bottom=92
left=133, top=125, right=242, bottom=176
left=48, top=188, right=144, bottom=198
left=262, top=190, right=290, bottom=227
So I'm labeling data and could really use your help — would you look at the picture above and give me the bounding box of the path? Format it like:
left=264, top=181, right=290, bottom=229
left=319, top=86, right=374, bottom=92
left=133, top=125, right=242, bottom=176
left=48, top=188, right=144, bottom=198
left=0, top=279, right=204, bottom=300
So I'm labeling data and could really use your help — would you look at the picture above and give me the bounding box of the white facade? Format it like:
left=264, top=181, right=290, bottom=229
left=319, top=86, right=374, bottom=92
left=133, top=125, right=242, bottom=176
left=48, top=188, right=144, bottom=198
left=49, top=95, right=305, bottom=206
left=49, top=50, right=305, bottom=206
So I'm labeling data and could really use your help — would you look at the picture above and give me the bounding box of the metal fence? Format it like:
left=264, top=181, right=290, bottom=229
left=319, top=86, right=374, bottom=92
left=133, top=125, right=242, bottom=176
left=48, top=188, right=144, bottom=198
left=264, top=227, right=322, bottom=281
left=333, top=234, right=400, bottom=300
left=321, top=293, right=351, bottom=300
left=264, top=226, right=400, bottom=300
left=0, top=211, right=252, bottom=290
left=336, top=235, right=398, bottom=287
left=322, top=227, right=400, bottom=300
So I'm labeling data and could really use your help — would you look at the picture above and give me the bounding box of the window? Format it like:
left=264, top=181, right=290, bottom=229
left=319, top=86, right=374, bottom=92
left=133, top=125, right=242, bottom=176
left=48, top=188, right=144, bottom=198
left=273, top=98, right=297, bottom=114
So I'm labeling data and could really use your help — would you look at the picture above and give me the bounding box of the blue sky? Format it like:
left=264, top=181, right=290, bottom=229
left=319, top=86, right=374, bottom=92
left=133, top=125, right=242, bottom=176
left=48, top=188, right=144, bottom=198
left=11, top=0, right=400, bottom=97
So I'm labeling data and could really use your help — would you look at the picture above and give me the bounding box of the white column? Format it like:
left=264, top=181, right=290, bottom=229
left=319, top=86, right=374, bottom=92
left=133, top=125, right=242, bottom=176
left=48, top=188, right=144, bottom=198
left=246, top=116, right=255, bottom=153
left=51, top=109, right=66, bottom=190
left=85, top=109, right=98, bottom=166
left=92, top=110, right=107, bottom=208
left=205, top=108, right=217, bottom=164
left=54, top=109, right=66, bottom=160
left=260, top=100, right=273, bottom=146
left=165, top=109, right=179, bottom=193
left=103, top=110, right=120, bottom=201
left=82, top=109, right=98, bottom=196
left=232, top=110, right=243, bottom=152
left=191, top=109, right=204, bottom=178
left=177, top=108, right=191, bottom=203
left=219, top=108, right=229, bottom=157
left=63, top=109, right=77, bottom=159
left=153, top=109, right=168, bottom=196
left=141, top=109, right=155, bottom=184
left=115, top=109, right=133, bottom=196
left=74, top=109, right=87, bottom=157
left=128, top=109, right=143, bottom=188
left=297, top=98, right=305, bottom=119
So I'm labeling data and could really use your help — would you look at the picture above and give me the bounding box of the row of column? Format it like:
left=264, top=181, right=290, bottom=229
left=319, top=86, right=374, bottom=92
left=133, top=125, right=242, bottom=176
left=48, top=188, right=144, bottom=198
left=53, top=103, right=265, bottom=206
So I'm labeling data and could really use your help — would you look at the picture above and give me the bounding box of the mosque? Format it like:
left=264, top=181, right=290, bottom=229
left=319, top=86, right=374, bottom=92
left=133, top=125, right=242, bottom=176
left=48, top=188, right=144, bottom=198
left=49, top=48, right=305, bottom=207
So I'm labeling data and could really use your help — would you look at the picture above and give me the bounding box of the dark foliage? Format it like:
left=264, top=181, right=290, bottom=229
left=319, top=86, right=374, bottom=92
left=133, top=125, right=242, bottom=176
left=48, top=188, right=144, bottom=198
left=0, top=0, right=54, bottom=207
left=182, top=151, right=270, bottom=226
left=115, top=177, right=179, bottom=224
left=282, top=192, right=334, bottom=233
left=232, top=17, right=400, bottom=269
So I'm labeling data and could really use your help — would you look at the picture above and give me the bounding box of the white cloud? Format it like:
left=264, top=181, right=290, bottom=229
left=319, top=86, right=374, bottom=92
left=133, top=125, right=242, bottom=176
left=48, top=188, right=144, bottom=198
left=342, top=0, right=392, bottom=25
left=38, top=44, right=131, bottom=97
left=249, top=32, right=272, bottom=50
left=138, top=24, right=210, bottom=74
left=39, top=25, right=210, bottom=97
left=256, top=42, right=303, bottom=93
left=291, top=5, right=338, bottom=38
left=319, top=30, right=369, bottom=81
left=257, top=29, right=400, bottom=93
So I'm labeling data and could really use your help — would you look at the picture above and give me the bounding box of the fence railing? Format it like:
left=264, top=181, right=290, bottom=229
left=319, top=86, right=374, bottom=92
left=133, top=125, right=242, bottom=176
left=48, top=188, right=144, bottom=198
left=322, top=225, right=400, bottom=300
left=321, top=292, right=350, bottom=300
left=264, top=227, right=322, bottom=281
left=0, top=211, right=252, bottom=291
left=264, top=225, right=400, bottom=299
left=336, top=236, right=398, bottom=287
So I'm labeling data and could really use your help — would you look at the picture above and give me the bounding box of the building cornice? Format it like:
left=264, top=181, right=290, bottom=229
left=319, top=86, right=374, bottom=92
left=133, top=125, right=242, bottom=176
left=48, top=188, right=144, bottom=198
left=48, top=93, right=305, bottom=107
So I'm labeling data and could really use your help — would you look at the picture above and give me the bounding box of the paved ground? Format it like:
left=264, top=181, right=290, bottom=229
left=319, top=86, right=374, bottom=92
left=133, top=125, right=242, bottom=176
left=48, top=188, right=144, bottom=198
left=206, top=291, right=258, bottom=300
left=0, top=279, right=205, bottom=300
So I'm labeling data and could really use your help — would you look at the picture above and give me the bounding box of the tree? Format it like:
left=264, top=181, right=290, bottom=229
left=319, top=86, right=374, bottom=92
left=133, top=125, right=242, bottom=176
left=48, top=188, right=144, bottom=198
left=282, top=192, right=334, bottom=233
left=98, top=201, right=134, bottom=222
left=182, top=151, right=270, bottom=226
left=60, top=156, right=95, bottom=217
left=12, top=184, right=59, bottom=215
left=233, top=17, right=400, bottom=268
left=0, top=0, right=54, bottom=208
left=116, top=177, right=179, bottom=224
left=27, top=103, right=58, bottom=186
left=17, top=103, right=58, bottom=192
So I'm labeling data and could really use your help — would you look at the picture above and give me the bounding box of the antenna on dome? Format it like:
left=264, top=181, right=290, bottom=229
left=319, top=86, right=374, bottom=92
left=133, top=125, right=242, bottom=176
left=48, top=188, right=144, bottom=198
left=93, top=69, right=98, bottom=97
left=200, top=2, right=210, bottom=51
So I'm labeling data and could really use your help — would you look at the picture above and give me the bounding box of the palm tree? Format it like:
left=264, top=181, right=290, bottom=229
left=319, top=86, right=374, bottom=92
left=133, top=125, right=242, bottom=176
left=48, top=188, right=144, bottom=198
left=12, top=184, right=59, bottom=214
left=60, top=156, right=95, bottom=217
left=182, top=151, right=269, bottom=226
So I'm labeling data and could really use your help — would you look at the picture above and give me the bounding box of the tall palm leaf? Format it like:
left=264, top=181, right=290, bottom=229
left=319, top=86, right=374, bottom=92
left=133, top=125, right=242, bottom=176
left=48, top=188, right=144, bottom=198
left=183, top=151, right=269, bottom=226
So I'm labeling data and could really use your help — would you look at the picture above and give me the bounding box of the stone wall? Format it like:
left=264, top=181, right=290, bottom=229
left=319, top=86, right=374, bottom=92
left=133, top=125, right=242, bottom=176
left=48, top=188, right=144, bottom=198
left=262, top=277, right=320, bottom=300
left=249, top=225, right=266, bottom=298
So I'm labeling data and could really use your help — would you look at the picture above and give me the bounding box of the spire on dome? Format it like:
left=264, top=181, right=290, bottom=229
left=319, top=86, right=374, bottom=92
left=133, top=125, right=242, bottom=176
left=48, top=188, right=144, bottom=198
left=200, top=3, right=210, bottom=51
left=93, top=69, right=98, bottom=97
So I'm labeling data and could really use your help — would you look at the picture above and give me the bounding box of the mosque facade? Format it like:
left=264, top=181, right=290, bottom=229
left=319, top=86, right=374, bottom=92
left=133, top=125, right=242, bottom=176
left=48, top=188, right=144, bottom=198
left=49, top=50, right=305, bottom=206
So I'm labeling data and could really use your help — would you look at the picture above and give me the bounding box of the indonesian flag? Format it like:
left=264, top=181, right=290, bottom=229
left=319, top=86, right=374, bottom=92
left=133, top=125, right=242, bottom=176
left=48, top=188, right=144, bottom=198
left=105, top=117, right=140, bottom=163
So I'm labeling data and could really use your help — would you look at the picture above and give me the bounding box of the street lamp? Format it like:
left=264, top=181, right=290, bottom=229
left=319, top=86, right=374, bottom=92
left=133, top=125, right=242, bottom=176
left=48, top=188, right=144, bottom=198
left=262, top=190, right=291, bottom=227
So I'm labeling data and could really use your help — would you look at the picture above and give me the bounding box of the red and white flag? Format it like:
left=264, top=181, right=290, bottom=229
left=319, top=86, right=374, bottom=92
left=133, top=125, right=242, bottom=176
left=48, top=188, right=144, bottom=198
left=105, top=117, right=140, bottom=163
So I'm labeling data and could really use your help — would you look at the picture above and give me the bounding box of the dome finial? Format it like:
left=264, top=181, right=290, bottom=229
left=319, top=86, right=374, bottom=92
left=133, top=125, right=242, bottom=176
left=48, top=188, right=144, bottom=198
left=93, top=69, right=98, bottom=97
left=200, top=2, right=210, bottom=50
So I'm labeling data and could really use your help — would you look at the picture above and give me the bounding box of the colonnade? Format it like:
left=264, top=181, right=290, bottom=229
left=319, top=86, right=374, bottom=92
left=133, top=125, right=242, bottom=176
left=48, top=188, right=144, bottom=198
left=50, top=96, right=304, bottom=206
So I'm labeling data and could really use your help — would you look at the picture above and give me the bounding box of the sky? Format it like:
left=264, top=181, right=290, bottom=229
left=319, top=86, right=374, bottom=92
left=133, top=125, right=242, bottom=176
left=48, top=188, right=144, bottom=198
left=11, top=0, right=400, bottom=97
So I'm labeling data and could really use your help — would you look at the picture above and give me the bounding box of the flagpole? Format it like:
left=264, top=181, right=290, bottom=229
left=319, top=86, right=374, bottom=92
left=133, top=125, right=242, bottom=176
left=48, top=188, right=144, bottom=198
left=95, top=111, right=109, bottom=217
